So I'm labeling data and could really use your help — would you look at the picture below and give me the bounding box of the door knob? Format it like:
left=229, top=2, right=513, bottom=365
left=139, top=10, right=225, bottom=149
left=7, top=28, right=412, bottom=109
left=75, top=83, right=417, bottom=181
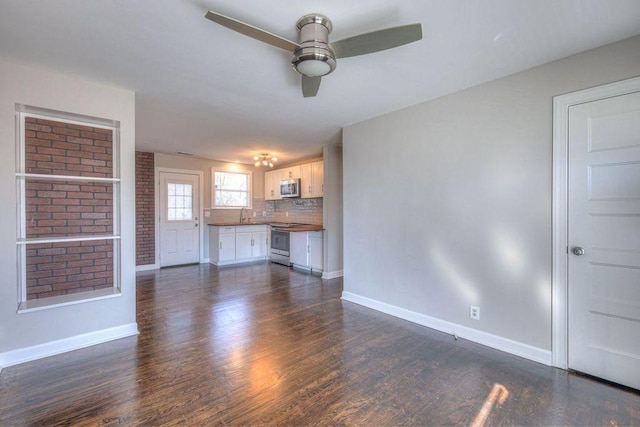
left=572, top=247, right=585, bottom=256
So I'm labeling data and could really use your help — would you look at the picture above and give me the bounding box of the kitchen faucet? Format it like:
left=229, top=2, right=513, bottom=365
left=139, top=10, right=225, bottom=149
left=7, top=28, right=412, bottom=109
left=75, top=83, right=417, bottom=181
left=239, top=207, right=246, bottom=223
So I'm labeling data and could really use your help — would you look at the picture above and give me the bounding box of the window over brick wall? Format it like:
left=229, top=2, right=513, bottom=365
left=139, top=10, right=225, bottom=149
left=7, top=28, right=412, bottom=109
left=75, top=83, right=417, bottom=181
left=16, top=106, right=120, bottom=306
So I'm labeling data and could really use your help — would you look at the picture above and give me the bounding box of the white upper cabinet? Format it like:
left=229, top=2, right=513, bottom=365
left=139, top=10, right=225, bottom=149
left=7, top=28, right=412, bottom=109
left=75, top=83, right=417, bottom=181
left=280, top=166, right=301, bottom=180
left=264, top=161, right=322, bottom=200
left=264, top=169, right=282, bottom=201
left=301, top=160, right=324, bottom=199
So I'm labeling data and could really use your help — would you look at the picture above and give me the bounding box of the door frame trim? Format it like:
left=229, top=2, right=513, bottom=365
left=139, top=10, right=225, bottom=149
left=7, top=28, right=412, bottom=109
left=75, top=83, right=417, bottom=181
left=551, top=76, right=640, bottom=369
left=155, top=167, right=205, bottom=267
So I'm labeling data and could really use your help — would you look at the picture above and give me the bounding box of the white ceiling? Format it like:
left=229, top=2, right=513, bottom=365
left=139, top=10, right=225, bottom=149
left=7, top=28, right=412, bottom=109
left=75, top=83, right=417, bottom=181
left=1, top=1, right=639, bottom=165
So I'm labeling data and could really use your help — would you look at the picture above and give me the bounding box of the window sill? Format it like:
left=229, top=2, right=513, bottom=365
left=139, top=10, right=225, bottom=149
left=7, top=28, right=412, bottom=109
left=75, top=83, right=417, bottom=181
left=18, top=287, right=122, bottom=314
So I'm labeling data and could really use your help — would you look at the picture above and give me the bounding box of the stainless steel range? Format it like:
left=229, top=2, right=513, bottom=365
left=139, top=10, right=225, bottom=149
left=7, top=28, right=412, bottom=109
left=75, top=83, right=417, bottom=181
left=270, top=226, right=291, bottom=266
left=269, top=223, right=306, bottom=266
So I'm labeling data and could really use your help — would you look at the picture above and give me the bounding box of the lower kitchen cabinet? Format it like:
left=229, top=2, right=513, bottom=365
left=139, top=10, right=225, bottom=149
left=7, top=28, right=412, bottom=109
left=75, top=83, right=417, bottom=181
left=209, top=225, right=268, bottom=266
left=236, top=228, right=268, bottom=260
left=308, top=231, right=323, bottom=270
left=290, top=230, right=324, bottom=272
left=210, top=226, right=236, bottom=264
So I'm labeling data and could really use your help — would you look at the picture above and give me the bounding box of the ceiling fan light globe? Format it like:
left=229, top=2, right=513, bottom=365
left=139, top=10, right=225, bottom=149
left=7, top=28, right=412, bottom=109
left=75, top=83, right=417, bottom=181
left=296, top=59, right=331, bottom=77
left=292, top=45, right=336, bottom=77
left=255, top=161, right=261, bottom=167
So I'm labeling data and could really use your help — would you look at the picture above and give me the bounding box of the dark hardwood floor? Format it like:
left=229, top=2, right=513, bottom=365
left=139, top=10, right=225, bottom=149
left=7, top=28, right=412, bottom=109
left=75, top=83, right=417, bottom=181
left=1, top=262, right=639, bottom=425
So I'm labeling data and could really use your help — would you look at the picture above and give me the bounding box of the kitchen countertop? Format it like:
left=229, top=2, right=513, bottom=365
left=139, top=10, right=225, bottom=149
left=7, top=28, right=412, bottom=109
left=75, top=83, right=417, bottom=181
left=207, top=222, right=324, bottom=232
left=207, top=221, right=270, bottom=226
left=279, top=224, right=324, bottom=232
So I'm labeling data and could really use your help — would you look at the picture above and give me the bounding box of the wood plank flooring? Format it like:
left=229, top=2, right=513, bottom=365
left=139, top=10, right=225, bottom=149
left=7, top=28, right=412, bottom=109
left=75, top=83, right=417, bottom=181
left=1, top=262, right=639, bottom=425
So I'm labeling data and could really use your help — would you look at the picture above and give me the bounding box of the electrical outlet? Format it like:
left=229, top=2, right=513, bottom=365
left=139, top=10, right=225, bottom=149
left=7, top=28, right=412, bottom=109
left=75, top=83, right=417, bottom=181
left=253, top=211, right=256, bottom=217
left=286, top=211, right=289, bottom=217
left=470, top=305, right=480, bottom=320
left=204, top=210, right=210, bottom=218
left=262, top=211, right=266, bottom=217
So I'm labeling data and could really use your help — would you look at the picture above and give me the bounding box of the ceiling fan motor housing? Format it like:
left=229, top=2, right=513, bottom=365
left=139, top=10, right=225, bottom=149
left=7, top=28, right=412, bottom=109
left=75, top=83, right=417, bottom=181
left=292, top=14, right=337, bottom=77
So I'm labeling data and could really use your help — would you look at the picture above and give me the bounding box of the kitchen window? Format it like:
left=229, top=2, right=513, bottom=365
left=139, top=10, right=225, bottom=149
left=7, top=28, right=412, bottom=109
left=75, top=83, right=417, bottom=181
left=212, top=169, right=252, bottom=209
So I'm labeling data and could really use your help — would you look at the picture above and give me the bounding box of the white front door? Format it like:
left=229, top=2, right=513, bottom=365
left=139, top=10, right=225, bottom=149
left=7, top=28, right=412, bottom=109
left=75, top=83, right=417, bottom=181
left=567, top=90, right=640, bottom=390
left=159, top=171, right=200, bottom=267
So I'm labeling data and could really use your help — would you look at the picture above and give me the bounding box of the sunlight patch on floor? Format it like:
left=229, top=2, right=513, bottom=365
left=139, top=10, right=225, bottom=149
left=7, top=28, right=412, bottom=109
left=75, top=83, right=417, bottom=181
left=470, top=383, right=509, bottom=427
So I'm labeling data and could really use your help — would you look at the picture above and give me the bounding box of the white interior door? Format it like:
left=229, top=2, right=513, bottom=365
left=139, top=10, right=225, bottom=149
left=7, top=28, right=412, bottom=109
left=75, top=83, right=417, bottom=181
left=568, top=90, right=640, bottom=390
left=159, top=171, right=200, bottom=267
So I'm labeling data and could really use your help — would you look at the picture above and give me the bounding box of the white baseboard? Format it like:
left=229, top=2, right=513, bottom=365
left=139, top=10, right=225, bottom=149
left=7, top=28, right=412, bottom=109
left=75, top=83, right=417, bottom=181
left=341, top=292, right=552, bottom=366
left=135, top=264, right=158, bottom=272
left=322, top=269, right=344, bottom=279
left=202, top=257, right=210, bottom=264
left=0, top=322, right=139, bottom=369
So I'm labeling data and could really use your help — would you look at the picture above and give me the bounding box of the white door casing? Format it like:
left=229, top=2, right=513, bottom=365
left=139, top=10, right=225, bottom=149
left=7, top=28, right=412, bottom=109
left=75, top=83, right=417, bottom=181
left=552, top=76, right=640, bottom=390
left=567, top=91, right=640, bottom=389
left=159, top=171, right=201, bottom=267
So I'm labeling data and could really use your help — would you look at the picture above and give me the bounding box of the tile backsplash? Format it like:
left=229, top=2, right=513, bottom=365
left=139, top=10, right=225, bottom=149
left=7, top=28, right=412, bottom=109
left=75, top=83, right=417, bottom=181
left=272, top=197, right=323, bottom=225
left=207, top=197, right=322, bottom=225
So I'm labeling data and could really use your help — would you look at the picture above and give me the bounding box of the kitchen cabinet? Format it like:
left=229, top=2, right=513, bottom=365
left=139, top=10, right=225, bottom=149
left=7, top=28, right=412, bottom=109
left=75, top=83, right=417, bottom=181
left=236, top=227, right=268, bottom=260
left=289, top=232, right=308, bottom=267
left=280, top=165, right=301, bottom=180
left=308, top=231, right=323, bottom=270
left=301, top=160, right=324, bottom=198
left=264, top=162, right=322, bottom=200
left=209, top=224, right=268, bottom=266
left=290, top=230, right=323, bottom=272
left=264, top=169, right=282, bottom=201
left=209, top=226, right=236, bottom=264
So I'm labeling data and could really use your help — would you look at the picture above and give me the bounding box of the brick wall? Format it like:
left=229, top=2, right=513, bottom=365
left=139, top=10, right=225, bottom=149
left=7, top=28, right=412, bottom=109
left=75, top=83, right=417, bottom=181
left=25, top=180, right=113, bottom=237
left=24, top=117, right=115, bottom=300
left=25, top=117, right=113, bottom=177
left=135, top=152, right=155, bottom=266
left=25, top=241, right=114, bottom=300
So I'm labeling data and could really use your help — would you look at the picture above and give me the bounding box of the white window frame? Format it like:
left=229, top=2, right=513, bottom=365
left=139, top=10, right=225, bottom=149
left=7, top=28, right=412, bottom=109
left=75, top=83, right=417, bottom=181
left=166, top=182, right=195, bottom=221
left=15, top=104, right=121, bottom=311
left=211, top=167, right=252, bottom=209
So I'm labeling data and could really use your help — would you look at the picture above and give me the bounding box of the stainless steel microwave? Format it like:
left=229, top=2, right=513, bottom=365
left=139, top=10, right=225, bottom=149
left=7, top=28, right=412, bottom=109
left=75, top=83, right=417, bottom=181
left=280, top=179, right=300, bottom=198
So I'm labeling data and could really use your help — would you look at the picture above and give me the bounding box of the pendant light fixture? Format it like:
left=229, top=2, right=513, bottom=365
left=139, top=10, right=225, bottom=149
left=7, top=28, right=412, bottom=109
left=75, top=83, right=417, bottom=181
left=254, top=153, right=278, bottom=167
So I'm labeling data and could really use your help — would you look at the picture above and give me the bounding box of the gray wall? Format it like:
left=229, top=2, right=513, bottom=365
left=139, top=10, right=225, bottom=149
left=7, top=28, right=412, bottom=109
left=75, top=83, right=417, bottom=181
left=0, top=59, right=136, bottom=358
left=343, top=36, right=640, bottom=352
left=323, top=141, right=343, bottom=276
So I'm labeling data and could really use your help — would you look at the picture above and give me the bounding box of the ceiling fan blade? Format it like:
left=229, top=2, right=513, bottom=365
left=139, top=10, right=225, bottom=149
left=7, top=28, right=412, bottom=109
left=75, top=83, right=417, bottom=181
left=331, top=23, right=422, bottom=59
left=302, top=76, right=321, bottom=98
left=205, top=11, right=300, bottom=52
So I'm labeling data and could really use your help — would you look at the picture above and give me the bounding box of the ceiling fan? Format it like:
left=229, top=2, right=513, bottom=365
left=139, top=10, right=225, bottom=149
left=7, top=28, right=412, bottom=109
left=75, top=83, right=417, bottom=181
left=204, top=11, right=423, bottom=98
